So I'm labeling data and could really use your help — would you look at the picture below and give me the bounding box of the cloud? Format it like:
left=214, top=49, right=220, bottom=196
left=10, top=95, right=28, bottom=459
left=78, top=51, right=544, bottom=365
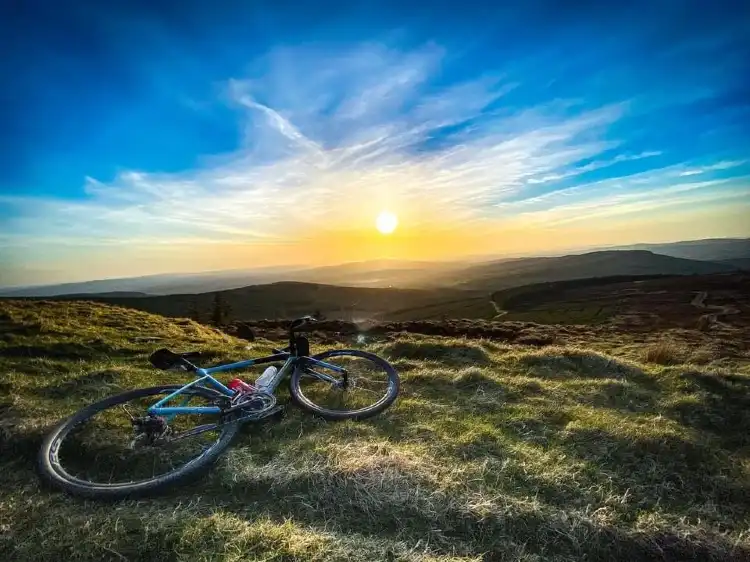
left=678, top=160, right=748, bottom=176
left=2, top=42, right=748, bottom=264
left=511, top=177, right=750, bottom=227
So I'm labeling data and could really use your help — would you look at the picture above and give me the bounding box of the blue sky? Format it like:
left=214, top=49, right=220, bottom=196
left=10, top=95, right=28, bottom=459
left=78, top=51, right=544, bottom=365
left=1, top=1, right=749, bottom=286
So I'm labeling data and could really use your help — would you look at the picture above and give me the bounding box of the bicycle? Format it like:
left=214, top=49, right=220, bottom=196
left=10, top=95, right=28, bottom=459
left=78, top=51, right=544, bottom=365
left=38, top=315, right=400, bottom=499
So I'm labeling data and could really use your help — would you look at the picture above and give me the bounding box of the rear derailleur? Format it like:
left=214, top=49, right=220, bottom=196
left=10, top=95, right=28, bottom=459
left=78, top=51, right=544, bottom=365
left=130, top=415, right=171, bottom=448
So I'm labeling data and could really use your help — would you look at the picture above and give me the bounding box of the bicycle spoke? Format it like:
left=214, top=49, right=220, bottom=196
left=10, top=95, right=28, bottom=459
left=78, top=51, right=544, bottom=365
left=55, top=389, right=226, bottom=486
left=297, top=353, right=393, bottom=413
left=352, top=386, right=380, bottom=395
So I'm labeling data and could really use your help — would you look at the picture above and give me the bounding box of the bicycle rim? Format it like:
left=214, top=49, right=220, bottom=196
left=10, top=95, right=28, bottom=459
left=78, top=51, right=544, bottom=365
left=293, top=350, right=398, bottom=417
left=45, top=386, right=232, bottom=489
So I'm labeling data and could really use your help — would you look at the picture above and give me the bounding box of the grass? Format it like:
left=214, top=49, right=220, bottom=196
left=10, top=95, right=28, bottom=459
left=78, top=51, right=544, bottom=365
left=500, top=305, right=615, bottom=325
left=642, top=340, right=690, bottom=365
left=1, top=300, right=749, bottom=561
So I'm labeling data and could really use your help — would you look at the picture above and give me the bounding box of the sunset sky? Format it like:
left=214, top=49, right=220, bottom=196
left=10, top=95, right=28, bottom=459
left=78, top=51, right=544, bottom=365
left=2, top=1, right=749, bottom=286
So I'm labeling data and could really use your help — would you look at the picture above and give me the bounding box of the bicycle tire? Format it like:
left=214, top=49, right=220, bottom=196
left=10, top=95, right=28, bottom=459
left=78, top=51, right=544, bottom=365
left=290, top=349, right=400, bottom=421
left=38, top=385, right=239, bottom=499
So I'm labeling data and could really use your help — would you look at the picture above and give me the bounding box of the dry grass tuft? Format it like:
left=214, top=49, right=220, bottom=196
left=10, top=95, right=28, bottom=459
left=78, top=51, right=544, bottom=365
left=642, top=340, right=689, bottom=365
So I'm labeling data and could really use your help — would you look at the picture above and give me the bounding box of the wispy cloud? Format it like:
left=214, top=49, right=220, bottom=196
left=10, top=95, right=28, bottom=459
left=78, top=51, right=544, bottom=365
left=678, top=160, right=748, bottom=176
left=2, top=42, right=748, bottom=277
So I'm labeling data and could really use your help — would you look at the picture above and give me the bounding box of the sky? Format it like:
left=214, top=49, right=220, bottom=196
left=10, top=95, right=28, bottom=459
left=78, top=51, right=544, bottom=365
left=1, top=0, right=749, bottom=286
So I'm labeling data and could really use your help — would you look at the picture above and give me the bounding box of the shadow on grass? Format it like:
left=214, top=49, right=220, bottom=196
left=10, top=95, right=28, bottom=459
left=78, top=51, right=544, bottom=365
left=30, top=369, right=124, bottom=400
left=379, top=340, right=492, bottom=367
left=558, top=427, right=750, bottom=522
left=400, top=367, right=510, bottom=401
left=520, top=350, right=654, bottom=382
left=0, top=399, right=45, bottom=461
left=667, top=370, right=750, bottom=450
left=212, top=455, right=748, bottom=562
left=7, top=397, right=749, bottom=561
left=0, top=341, right=139, bottom=360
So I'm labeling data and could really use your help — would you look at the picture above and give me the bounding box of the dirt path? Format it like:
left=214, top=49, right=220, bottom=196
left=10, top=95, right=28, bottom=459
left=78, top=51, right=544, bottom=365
left=691, top=291, right=740, bottom=326
left=489, top=296, right=508, bottom=319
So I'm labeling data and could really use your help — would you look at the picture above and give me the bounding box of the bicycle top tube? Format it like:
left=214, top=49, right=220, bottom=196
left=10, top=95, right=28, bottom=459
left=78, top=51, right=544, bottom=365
left=199, top=352, right=291, bottom=375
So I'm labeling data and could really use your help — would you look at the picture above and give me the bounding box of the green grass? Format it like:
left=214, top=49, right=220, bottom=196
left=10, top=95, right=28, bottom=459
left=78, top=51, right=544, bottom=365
left=1, top=300, right=749, bottom=561
left=500, top=305, right=615, bottom=325
left=382, top=296, right=497, bottom=321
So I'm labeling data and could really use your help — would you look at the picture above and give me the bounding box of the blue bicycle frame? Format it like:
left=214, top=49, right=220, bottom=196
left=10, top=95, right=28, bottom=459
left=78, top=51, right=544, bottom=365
left=147, top=352, right=346, bottom=417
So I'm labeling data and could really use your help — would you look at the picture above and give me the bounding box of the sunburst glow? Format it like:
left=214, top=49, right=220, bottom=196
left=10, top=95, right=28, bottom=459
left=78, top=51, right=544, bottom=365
left=376, top=211, right=398, bottom=234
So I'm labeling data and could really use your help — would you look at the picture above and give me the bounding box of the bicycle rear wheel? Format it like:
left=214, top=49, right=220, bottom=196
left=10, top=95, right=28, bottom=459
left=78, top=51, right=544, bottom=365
left=38, top=385, right=239, bottom=499
left=290, top=349, right=400, bottom=420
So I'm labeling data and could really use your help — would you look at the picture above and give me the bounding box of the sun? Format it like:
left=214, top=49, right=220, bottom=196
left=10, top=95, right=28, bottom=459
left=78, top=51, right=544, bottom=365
left=375, top=210, right=398, bottom=234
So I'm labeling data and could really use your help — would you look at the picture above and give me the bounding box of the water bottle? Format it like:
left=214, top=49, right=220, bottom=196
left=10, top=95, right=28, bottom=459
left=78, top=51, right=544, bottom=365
left=254, top=366, right=278, bottom=391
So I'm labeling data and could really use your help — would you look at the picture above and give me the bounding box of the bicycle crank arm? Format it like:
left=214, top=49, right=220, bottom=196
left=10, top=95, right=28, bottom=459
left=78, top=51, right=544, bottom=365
left=232, top=405, right=285, bottom=424
left=166, top=422, right=221, bottom=442
left=166, top=405, right=284, bottom=441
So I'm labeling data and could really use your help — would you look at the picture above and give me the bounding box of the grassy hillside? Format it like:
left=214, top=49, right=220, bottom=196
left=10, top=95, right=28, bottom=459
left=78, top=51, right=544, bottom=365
left=435, top=250, right=737, bottom=292
left=6, top=246, right=742, bottom=300
left=43, top=282, right=482, bottom=323
left=720, top=257, right=750, bottom=271
left=489, top=273, right=750, bottom=330
left=2, top=300, right=749, bottom=561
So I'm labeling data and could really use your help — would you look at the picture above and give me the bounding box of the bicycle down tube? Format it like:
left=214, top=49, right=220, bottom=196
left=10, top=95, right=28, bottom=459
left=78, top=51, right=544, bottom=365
left=147, top=352, right=292, bottom=416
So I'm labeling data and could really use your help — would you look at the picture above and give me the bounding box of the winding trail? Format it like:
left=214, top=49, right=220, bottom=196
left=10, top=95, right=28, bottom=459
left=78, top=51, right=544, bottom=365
left=489, top=296, right=508, bottom=319
left=691, top=291, right=740, bottom=327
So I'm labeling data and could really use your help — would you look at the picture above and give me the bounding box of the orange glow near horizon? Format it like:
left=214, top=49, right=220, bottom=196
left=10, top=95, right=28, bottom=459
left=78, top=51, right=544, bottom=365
left=4, top=200, right=749, bottom=286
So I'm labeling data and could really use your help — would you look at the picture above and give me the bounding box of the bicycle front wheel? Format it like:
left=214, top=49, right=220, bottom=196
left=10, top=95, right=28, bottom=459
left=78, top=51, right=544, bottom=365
left=38, top=385, right=239, bottom=499
left=290, top=349, right=400, bottom=420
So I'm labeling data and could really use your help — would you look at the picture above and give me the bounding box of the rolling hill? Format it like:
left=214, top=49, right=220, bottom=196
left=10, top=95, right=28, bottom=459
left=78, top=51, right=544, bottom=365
left=719, top=257, right=750, bottom=271
left=51, top=282, right=491, bottom=323
left=8, top=250, right=740, bottom=323
left=5, top=239, right=746, bottom=298
left=432, top=250, right=737, bottom=291
left=615, top=237, right=750, bottom=262
left=4, top=238, right=747, bottom=299
left=0, top=266, right=301, bottom=297
left=0, top=260, right=463, bottom=297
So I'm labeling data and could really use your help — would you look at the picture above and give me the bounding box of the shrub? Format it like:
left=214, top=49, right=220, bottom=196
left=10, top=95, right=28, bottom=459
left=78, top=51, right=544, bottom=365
left=642, top=340, right=688, bottom=365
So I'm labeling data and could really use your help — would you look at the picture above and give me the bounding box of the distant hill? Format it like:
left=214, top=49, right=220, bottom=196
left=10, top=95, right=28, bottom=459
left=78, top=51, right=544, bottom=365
left=432, top=250, right=737, bottom=291
left=718, top=257, right=750, bottom=271
left=5, top=239, right=746, bottom=297
left=0, top=266, right=301, bottom=297
left=0, top=260, right=459, bottom=297
left=279, top=259, right=467, bottom=288
left=9, top=250, right=739, bottom=322
left=61, top=291, right=150, bottom=298
left=614, top=238, right=750, bottom=262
